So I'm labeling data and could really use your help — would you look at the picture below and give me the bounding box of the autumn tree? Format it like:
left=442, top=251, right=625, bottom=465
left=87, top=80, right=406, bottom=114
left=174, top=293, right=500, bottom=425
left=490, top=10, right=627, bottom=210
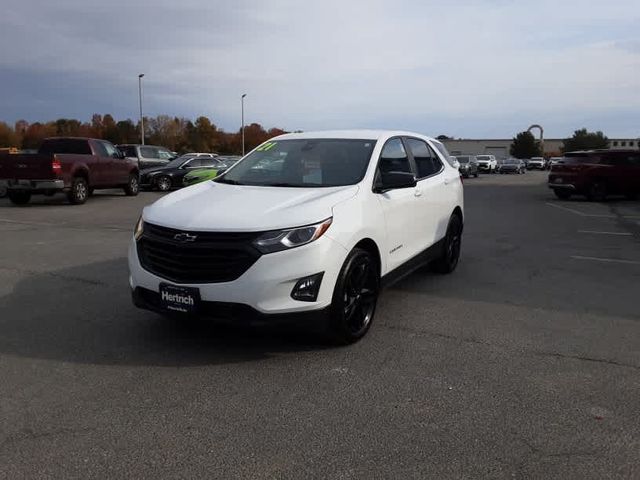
left=0, top=122, right=19, bottom=147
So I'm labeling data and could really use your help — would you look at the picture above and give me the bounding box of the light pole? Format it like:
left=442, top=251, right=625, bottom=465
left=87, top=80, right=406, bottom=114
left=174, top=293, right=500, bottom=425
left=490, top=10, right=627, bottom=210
left=138, top=74, right=145, bottom=145
left=241, top=93, right=247, bottom=156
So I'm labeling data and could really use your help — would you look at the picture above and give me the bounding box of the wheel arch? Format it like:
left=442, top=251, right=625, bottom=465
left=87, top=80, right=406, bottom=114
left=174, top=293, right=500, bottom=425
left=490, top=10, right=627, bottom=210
left=353, top=238, right=382, bottom=279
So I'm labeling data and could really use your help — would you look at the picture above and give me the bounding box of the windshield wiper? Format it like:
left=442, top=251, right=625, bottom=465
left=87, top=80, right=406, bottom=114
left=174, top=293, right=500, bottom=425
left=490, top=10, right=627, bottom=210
left=216, top=178, right=244, bottom=185
left=262, top=182, right=306, bottom=187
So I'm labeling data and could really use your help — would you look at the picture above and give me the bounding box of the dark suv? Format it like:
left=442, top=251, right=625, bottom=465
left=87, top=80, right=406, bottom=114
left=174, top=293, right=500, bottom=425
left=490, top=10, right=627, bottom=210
left=548, top=150, right=640, bottom=201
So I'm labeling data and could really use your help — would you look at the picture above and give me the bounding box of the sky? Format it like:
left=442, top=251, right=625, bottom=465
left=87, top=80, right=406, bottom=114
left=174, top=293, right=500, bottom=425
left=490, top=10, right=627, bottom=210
left=1, top=0, right=639, bottom=138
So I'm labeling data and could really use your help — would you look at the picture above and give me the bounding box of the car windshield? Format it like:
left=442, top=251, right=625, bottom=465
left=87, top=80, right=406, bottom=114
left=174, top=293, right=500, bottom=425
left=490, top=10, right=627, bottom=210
left=217, top=139, right=376, bottom=187
left=503, top=159, right=518, bottom=164
left=477, top=156, right=490, bottom=160
left=457, top=157, right=470, bottom=163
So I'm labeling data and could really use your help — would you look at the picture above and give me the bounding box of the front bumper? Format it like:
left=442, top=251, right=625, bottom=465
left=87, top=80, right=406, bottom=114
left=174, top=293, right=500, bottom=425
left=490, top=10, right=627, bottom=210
left=0, top=179, right=65, bottom=191
left=477, top=164, right=492, bottom=171
left=128, top=233, right=348, bottom=316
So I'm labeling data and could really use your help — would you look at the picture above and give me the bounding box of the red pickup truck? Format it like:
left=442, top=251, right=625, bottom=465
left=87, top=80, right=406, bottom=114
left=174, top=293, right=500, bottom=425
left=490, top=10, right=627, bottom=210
left=0, top=137, right=140, bottom=205
left=548, top=149, right=640, bottom=201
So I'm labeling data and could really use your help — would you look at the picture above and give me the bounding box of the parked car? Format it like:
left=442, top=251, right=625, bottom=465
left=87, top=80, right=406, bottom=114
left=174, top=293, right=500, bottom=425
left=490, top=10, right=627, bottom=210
left=498, top=158, right=526, bottom=174
left=476, top=155, right=497, bottom=173
left=129, top=130, right=464, bottom=344
left=117, top=144, right=177, bottom=169
left=0, top=137, right=139, bottom=205
left=527, top=157, right=546, bottom=170
left=140, top=154, right=228, bottom=191
left=183, top=167, right=221, bottom=187
left=548, top=157, right=563, bottom=170
left=548, top=150, right=640, bottom=201
left=456, top=155, right=479, bottom=178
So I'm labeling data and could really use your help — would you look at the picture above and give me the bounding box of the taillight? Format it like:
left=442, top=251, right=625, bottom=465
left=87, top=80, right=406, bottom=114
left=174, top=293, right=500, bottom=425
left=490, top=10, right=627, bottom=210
left=52, top=159, right=62, bottom=174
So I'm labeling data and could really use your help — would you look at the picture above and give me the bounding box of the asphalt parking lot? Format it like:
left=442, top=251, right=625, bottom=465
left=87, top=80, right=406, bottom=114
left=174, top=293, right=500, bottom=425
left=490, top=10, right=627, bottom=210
left=1, top=171, right=639, bottom=479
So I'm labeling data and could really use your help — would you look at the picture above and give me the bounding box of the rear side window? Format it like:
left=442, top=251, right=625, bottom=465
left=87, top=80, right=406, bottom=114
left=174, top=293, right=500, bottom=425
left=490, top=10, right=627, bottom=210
left=39, top=139, right=92, bottom=155
left=379, top=138, right=412, bottom=174
left=140, top=147, right=159, bottom=159
left=406, top=138, right=443, bottom=178
left=102, top=142, right=119, bottom=158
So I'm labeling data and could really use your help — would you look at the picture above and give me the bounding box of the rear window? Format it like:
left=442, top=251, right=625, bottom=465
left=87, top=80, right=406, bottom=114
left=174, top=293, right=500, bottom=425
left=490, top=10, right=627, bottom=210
left=477, top=155, right=491, bottom=160
left=39, top=139, right=92, bottom=155
left=118, top=146, right=138, bottom=157
left=564, top=153, right=601, bottom=163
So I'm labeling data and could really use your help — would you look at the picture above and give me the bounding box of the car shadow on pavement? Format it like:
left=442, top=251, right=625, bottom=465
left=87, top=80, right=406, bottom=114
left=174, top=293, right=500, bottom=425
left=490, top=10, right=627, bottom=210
left=0, top=258, right=332, bottom=367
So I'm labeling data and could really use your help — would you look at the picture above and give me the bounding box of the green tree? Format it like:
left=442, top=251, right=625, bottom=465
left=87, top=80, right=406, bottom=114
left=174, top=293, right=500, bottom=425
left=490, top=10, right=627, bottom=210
left=510, top=131, right=542, bottom=159
left=562, top=128, right=609, bottom=152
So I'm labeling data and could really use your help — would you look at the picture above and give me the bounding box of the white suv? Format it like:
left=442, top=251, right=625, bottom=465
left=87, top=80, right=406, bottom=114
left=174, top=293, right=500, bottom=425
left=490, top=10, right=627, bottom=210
left=475, top=155, right=498, bottom=173
left=129, top=130, right=464, bottom=343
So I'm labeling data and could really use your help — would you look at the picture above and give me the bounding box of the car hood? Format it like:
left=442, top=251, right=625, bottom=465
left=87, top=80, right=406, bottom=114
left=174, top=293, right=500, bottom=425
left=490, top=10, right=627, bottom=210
left=141, top=166, right=175, bottom=175
left=143, top=181, right=359, bottom=231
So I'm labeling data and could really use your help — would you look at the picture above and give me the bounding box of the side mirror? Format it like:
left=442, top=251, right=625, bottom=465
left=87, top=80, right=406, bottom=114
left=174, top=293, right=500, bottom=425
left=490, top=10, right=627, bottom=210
left=374, top=171, right=417, bottom=193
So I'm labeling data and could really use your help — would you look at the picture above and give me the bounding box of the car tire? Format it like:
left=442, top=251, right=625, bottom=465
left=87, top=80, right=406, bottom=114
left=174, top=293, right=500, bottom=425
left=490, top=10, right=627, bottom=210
left=554, top=189, right=571, bottom=200
left=67, top=177, right=89, bottom=205
left=431, top=214, right=463, bottom=274
left=474, top=172, right=479, bottom=178
left=8, top=191, right=31, bottom=205
left=156, top=176, right=172, bottom=192
left=124, top=174, right=140, bottom=196
left=586, top=181, right=607, bottom=202
left=328, top=248, right=379, bottom=345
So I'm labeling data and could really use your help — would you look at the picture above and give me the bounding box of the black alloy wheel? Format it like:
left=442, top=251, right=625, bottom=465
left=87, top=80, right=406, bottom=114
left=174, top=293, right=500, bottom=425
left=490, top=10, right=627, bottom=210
left=330, top=248, right=379, bottom=344
left=432, top=214, right=463, bottom=274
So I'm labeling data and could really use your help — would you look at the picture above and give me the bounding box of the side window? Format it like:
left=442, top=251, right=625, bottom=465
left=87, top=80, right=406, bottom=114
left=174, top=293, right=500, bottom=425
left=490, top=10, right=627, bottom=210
left=158, top=149, right=174, bottom=160
left=92, top=141, right=109, bottom=157
left=406, top=138, right=443, bottom=178
left=102, top=142, right=119, bottom=158
left=185, top=158, right=202, bottom=168
left=200, top=158, right=217, bottom=167
left=378, top=138, right=412, bottom=175
left=140, top=146, right=159, bottom=159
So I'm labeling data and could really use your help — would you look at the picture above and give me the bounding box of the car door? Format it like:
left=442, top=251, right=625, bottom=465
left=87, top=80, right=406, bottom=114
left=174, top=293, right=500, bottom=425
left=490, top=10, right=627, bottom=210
left=405, top=137, right=450, bottom=246
left=102, top=141, right=128, bottom=185
left=139, top=146, right=162, bottom=169
left=177, top=158, right=202, bottom=183
left=374, top=138, right=421, bottom=272
left=89, top=140, right=111, bottom=187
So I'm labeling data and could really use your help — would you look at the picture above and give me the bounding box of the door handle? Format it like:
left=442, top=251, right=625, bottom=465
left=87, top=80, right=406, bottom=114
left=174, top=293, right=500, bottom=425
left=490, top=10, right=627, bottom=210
left=414, top=189, right=422, bottom=197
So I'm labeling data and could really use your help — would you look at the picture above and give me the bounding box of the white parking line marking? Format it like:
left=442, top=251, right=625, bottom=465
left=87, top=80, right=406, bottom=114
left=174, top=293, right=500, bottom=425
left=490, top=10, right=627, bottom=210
left=571, top=255, right=640, bottom=265
left=546, top=203, right=640, bottom=219
left=578, top=230, right=633, bottom=236
left=0, top=218, right=57, bottom=227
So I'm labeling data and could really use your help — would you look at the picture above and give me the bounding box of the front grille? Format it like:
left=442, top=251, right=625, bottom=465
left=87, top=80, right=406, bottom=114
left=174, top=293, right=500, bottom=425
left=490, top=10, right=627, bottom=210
left=137, top=223, right=262, bottom=284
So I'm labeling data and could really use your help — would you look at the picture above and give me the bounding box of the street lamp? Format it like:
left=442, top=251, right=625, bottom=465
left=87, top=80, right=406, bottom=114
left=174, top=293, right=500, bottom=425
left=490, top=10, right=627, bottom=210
left=138, top=74, right=145, bottom=145
left=241, top=93, right=247, bottom=156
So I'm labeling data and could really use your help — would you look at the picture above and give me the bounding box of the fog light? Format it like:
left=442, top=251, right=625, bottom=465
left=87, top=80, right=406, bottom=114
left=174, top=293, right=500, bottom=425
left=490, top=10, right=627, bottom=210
left=291, top=272, right=324, bottom=302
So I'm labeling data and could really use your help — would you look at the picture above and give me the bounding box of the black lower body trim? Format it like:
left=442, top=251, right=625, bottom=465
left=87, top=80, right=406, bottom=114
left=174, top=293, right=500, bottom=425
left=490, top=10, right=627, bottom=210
left=132, top=287, right=330, bottom=325
left=381, top=239, right=445, bottom=288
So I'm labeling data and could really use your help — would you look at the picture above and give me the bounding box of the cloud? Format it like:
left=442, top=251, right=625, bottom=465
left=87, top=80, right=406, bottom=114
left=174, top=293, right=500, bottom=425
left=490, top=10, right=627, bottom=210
left=1, top=0, right=639, bottom=137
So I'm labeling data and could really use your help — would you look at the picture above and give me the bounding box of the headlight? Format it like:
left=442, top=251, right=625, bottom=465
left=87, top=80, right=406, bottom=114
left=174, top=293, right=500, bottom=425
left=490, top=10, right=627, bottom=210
left=253, top=218, right=332, bottom=254
left=134, top=216, right=144, bottom=241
